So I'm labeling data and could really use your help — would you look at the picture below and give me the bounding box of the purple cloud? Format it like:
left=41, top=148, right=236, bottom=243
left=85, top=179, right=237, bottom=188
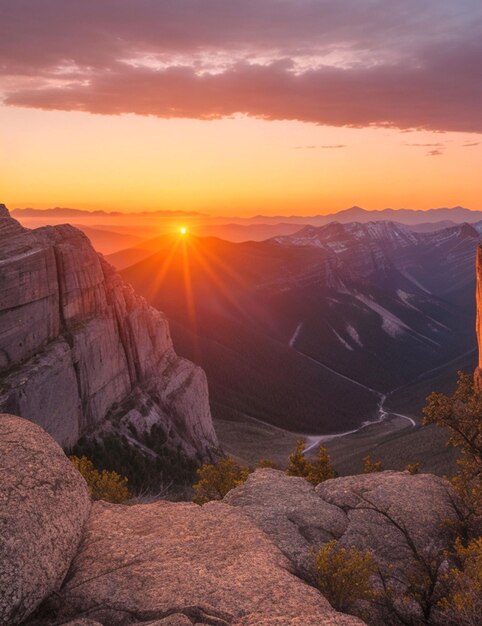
left=1, top=1, right=481, bottom=133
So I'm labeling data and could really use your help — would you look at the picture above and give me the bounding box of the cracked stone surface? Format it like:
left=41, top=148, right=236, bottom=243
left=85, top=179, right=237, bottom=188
left=316, top=470, right=462, bottom=573
left=225, top=469, right=461, bottom=585
left=225, top=469, right=463, bottom=624
left=0, top=414, right=91, bottom=626
left=224, top=468, right=348, bottom=581
left=35, top=499, right=364, bottom=626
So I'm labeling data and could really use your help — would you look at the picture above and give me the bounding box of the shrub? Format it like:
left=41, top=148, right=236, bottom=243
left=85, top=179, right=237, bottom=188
left=286, top=439, right=337, bottom=485
left=362, top=455, right=383, bottom=473
left=70, top=455, right=130, bottom=503
left=314, top=540, right=378, bottom=613
left=286, top=439, right=311, bottom=479
left=441, top=537, right=482, bottom=625
left=423, top=372, right=482, bottom=526
left=405, top=461, right=421, bottom=474
left=257, top=458, right=278, bottom=469
left=192, top=457, right=252, bottom=504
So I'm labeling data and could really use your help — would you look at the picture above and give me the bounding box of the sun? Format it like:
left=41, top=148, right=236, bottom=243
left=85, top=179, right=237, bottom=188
left=179, top=226, right=188, bottom=235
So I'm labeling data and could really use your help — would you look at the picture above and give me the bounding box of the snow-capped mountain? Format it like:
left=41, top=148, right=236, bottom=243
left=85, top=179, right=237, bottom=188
left=122, top=221, right=480, bottom=434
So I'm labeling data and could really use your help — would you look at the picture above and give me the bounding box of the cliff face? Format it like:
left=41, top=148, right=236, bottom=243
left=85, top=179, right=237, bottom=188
left=475, top=245, right=482, bottom=389
left=0, top=204, right=217, bottom=460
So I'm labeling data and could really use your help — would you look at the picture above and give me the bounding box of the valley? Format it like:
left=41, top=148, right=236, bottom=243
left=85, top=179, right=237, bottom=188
left=120, top=220, right=479, bottom=464
left=7, top=206, right=480, bottom=478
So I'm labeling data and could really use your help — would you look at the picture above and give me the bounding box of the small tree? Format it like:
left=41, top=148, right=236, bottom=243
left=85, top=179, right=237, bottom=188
left=363, top=455, right=383, bottom=473
left=192, top=457, right=252, bottom=504
left=314, top=539, right=378, bottom=614
left=286, top=439, right=337, bottom=485
left=70, top=456, right=130, bottom=503
left=307, top=445, right=337, bottom=484
left=423, top=372, right=482, bottom=526
left=286, top=439, right=311, bottom=479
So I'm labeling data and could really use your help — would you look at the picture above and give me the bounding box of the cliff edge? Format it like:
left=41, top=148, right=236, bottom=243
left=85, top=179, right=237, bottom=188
left=475, top=245, right=482, bottom=389
left=0, top=204, right=217, bottom=476
left=1, top=414, right=468, bottom=626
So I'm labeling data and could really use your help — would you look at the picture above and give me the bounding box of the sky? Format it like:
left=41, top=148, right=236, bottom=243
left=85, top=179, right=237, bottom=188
left=1, top=0, right=481, bottom=216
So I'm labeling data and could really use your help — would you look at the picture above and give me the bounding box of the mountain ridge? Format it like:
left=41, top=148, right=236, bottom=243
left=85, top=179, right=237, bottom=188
left=121, top=221, right=478, bottom=435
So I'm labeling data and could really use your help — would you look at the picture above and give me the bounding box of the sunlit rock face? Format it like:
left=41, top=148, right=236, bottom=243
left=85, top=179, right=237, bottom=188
left=0, top=204, right=217, bottom=458
left=0, top=414, right=91, bottom=626
left=475, top=245, right=482, bottom=389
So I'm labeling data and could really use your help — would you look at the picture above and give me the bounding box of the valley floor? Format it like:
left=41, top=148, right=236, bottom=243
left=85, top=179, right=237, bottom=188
left=214, top=349, right=473, bottom=477
left=215, top=410, right=459, bottom=477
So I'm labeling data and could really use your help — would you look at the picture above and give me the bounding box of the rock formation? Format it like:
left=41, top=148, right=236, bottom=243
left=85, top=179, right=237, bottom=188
left=475, top=245, right=482, bottom=389
left=1, top=415, right=468, bottom=626
left=1, top=414, right=363, bottom=626
left=0, top=204, right=217, bottom=468
left=225, top=469, right=462, bottom=622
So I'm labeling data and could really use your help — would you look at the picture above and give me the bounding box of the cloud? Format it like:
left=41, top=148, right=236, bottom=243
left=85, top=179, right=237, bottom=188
left=463, top=142, right=480, bottom=147
left=1, top=1, right=482, bottom=133
left=405, top=143, right=445, bottom=147
left=427, top=149, right=443, bottom=156
left=295, top=144, right=346, bottom=149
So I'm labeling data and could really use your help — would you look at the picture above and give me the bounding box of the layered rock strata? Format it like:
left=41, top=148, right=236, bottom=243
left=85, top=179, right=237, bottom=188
left=0, top=205, right=217, bottom=461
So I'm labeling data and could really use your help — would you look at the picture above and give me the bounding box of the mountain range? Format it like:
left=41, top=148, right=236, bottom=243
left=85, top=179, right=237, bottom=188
left=121, top=220, right=480, bottom=437
left=12, top=205, right=482, bottom=257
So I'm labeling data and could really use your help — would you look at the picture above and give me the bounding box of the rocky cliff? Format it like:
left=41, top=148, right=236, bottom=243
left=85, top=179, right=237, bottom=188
left=0, top=204, right=217, bottom=473
left=475, top=245, right=482, bottom=389
left=1, top=414, right=471, bottom=626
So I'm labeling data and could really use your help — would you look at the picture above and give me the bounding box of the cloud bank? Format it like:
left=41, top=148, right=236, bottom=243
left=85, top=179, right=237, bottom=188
left=1, top=0, right=481, bottom=132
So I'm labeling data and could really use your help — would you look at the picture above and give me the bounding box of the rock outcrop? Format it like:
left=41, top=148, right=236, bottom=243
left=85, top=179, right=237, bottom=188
left=0, top=414, right=90, bottom=625
left=0, top=204, right=217, bottom=464
left=226, top=469, right=461, bottom=578
left=1, top=417, right=469, bottom=626
left=226, top=469, right=463, bottom=624
left=41, top=499, right=363, bottom=626
left=0, top=415, right=363, bottom=626
left=223, top=468, right=348, bottom=582
left=475, top=245, right=482, bottom=389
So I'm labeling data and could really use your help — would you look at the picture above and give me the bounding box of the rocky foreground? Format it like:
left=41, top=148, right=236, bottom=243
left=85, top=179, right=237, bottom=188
left=0, top=414, right=466, bottom=626
left=0, top=205, right=217, bottom=466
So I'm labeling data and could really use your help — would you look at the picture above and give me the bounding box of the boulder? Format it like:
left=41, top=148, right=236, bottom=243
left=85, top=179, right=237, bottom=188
left=0, top=414, right=91, bottom=625
left=223, top=468, right=347, bottom=580
left=39, top=499, right=364, bottom=626
left=316, top=470, right=461, bottom=572
left=226, top=469, right=463, bottom=623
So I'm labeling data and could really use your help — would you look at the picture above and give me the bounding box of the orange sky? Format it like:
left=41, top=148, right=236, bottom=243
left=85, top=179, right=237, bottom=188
left=2, top=105, right=481, bottom=216
left=1, top=2, right=481, bottom=216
